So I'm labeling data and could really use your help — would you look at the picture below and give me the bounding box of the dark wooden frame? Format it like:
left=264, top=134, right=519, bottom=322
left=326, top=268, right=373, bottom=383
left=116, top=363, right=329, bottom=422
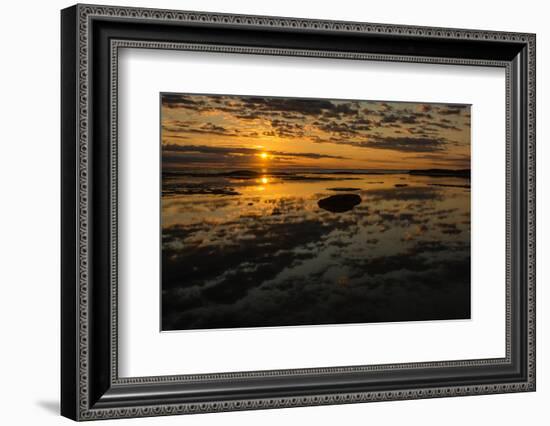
left=61, top=4, right=536, bottom=421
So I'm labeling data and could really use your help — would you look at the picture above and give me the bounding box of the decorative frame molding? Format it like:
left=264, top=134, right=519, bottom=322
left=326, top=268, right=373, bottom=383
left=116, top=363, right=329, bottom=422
left=61, top=4, right=535, bottom=421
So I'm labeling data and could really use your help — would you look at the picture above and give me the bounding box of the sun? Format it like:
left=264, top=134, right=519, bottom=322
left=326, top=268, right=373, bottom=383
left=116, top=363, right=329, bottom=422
left=259, top=152, right=269, bottom=160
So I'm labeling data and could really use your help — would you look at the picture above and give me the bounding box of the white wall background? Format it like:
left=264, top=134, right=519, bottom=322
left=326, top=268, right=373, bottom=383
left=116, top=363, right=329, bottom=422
left=0, top=0, right=547, bottom=424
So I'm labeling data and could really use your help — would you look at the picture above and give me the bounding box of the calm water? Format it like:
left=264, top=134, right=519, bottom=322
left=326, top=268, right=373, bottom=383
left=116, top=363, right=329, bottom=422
left=161, top=171, right=470, bottom=331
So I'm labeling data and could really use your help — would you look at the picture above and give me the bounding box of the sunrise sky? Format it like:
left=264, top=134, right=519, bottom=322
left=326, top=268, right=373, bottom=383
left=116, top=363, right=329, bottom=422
left=161, top=93, right=471, bottom=171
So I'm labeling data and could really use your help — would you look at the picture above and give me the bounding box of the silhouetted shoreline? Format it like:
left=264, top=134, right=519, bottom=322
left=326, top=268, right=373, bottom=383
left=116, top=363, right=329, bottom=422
left=163, top=168, right=471, bottom=179
left=409, top=169, right=470, bottom=178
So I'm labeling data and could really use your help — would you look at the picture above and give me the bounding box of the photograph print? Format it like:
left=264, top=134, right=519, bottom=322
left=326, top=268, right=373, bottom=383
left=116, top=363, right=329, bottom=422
left=160, top=93, right=471, bottom=331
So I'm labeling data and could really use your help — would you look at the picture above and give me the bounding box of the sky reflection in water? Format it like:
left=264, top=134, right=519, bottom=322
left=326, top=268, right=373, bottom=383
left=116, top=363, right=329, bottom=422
left=161, top=172, right=470, bottom=331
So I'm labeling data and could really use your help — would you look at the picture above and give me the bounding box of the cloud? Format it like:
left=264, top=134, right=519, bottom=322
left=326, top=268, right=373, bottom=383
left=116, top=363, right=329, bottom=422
left=162, top=94, right=209, bottom=109
left=408, top=153, right=470, bottom=168
left=162, top=144, right=348, bottom=160
left=163, top=120, right=239, bottom=137
left=439, top=105, right=468, bottom=115
left=381, top=114, right=417, bottom=124
left=240, top=97, right=360, bottom=117
left=365, top=136, right=447, bottom=152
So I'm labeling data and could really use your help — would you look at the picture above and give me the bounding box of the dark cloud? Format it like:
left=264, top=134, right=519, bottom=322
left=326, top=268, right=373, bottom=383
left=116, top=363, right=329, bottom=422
left=163, top=120, right=240, bottom=137
left=381, top=114, right=417, bottom=124
left=428, top=122, right=461, bottom=130
left=408, top=153, right=470, bottom=168
left=365, top=136, right=447, bottom=153
left=436, top=222, right=462, bottom=235
left=439, top=106, right=467, bottom=115
left=162, top=94, right=209, bottom=110
left=242, top=97, right=336, bottom=116
left=162, top=144, right=347, bottom=160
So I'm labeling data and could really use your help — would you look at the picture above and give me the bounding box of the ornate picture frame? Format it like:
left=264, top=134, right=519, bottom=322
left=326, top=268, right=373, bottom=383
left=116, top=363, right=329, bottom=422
left=61, top=4, right=535, bottom=421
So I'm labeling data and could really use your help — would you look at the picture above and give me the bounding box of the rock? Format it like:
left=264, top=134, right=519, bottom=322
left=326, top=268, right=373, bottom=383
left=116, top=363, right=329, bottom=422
left=318, top=194, right=361, bottom=213
left=394, top=184, right=408, bottom=187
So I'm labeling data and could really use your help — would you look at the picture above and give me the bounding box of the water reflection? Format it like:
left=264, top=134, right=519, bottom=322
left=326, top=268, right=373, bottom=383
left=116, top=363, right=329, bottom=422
left=161, top=171, right=470, bottom=331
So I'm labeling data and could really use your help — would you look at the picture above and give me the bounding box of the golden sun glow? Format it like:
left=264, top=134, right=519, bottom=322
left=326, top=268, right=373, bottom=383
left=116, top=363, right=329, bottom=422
left=259, top=152, right=269, bottom=160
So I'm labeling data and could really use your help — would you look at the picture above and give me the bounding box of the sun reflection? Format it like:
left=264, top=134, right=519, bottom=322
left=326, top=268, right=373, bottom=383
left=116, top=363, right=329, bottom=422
left=261, top=177, right=269, bottom=185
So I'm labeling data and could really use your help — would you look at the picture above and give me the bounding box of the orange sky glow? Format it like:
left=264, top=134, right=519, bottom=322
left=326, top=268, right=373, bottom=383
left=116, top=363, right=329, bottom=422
left=161, top=93, right=470, bottom=171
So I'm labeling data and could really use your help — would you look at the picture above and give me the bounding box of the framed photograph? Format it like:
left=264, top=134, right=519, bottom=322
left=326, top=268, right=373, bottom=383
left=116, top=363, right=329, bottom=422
left=61, top=4, right=536, bottom=421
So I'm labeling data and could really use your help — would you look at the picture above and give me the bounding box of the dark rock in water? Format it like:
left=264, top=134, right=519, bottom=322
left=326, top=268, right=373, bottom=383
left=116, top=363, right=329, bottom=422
left=409, top=168, right=471, bottom=178
left=429, top=183, right=471, bottom=189
left=327, top=187, right=361, bottom=192
left=318, top=194, right=361, bottom=213
left=394, top=184, right=408, bottom=188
